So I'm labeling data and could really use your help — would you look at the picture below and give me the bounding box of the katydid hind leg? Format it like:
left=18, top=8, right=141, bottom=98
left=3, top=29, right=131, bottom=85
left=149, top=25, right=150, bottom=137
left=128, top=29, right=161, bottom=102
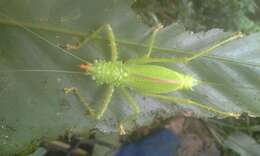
left=146, top=93, right=241, bottom=118
left=173, top=32, right=243, bottom=63
left=64, top=85, right=114, bottom=120
left=131, top=32, right=243, bottom=64
left=184, top=32, right=243, bottom=62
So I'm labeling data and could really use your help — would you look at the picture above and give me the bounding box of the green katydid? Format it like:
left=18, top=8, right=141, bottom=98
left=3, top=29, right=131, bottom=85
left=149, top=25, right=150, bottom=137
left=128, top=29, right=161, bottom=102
left=63, top=24, right=243, bottom=121
left=0, top=13, right=249, bottom=132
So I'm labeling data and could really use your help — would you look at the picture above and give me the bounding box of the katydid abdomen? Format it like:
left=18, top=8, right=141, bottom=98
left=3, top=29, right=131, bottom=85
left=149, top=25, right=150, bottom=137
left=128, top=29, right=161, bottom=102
left=81, top=60, right=199, bottom=94
left=126, top=64, right=199, bottom=94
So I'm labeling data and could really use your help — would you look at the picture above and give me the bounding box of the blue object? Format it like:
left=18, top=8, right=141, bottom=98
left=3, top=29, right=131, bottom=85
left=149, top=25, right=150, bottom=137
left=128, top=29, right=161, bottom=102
left=115, top=128, right=180, bottom=156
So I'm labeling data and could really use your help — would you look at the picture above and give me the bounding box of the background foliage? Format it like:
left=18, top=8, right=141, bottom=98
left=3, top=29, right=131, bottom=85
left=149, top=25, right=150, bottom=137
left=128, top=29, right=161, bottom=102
left=132, top=0, right=260, bottom=33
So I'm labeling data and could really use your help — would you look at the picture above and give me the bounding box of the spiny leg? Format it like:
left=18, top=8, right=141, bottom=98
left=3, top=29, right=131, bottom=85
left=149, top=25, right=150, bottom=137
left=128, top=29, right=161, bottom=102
left=125, top=24, right=163, bottom=65
left=63, top=24, right=118, bottom=61
left=184, top=32, right=243, bottom=62
left=105, top=24, right=118, bottom=61
left=96, top=85, right=114, bottom=119
left=127, top=32, right=243, bottom=65
left=145, top=24, right=164, bottom=58
left=63, top=25, right=106, bottom=50
left=64, top=85, right=114, bottom=120
left=119, top=88, right=141, bottom=135
left=145, top=93, right=241, bottom=118
left=64, top=87, right=95, bottom=116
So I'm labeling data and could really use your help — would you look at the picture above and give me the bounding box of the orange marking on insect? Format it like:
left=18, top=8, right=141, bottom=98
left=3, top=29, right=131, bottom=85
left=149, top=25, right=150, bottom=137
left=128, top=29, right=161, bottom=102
left=80, top=63, right=92, bottom=71
left=134, top=74, right=181, bottom=84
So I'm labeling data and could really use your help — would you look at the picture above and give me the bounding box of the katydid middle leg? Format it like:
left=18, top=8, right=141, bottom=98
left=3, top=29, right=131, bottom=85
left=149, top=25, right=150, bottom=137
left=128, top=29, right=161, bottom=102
left=145, top=24, right=164, bottom=58
left=119, top=88, right=141, bottom=135
left=125, top=24, right=164, bottom=64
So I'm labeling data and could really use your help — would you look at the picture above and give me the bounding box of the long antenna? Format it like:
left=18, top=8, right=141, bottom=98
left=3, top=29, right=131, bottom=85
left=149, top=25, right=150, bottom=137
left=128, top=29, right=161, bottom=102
left=0, top=69, right=90, bottom=75
left=0, top=12, right=90, bottom=64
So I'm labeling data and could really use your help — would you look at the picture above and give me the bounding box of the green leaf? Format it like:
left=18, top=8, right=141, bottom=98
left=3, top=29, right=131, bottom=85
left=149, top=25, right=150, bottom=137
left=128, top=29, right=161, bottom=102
left=224, top=132, right=260, bottom=156
left=0, top=0, right=260, bottom=155
left=132, top=0, right=260, bottom=33
left=27, top=148, right=46, bottom=156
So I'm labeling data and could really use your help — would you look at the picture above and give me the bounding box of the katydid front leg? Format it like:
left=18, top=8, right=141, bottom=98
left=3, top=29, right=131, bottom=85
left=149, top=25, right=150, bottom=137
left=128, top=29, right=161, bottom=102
left=64, top=85, right=114, bottom=120
left=64, top=25, right=119, bottom=119
left=63, top=24, right=118, bottom=61
left=63, top=25, right=106, bottom=50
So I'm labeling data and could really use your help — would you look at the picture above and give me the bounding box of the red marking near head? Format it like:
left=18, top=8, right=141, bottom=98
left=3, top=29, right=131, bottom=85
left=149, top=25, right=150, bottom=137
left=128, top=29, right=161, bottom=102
left=80, top=63, right=92, bottom=71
